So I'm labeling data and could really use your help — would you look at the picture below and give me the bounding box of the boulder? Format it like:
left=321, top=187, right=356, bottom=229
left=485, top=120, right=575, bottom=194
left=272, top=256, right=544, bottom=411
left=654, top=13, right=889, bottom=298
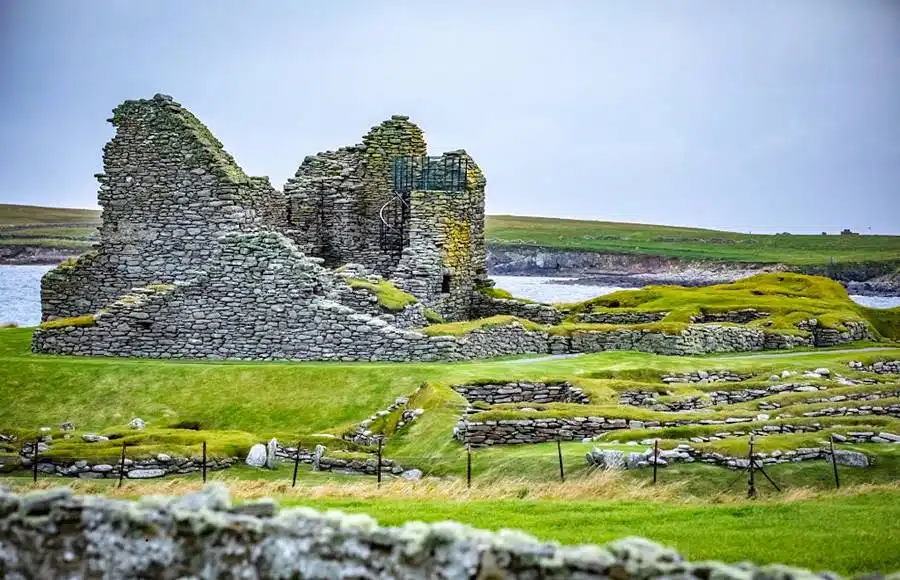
left=831, top=450, right=869, bottom=468
left=586, top=448, right=625, bottom=470
left=813, top=368, right=830, bottom=377
left=128, top=418, right=146, bottom=430
left=266, top=438, right=279, bottom=469
left=625, top=452, right=644, bottom=469
left=312, top=444, right=326, bottom=472
left=81, top=433, right=108, bottom=443
left=245, top=444, right=267, bottom=468
left=401, top=469, right=423, bottom=481
left=59, top=421, right=75, bottom=432
left=127, top=468, right=166, bottom=479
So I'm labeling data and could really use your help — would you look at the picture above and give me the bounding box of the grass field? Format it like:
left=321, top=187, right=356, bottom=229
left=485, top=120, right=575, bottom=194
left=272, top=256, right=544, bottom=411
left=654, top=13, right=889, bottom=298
left=485, top=214, right=900, bottom=266
left=2, top=323, right=899, bottom=573
left=3, top=203, right=898, bottom=267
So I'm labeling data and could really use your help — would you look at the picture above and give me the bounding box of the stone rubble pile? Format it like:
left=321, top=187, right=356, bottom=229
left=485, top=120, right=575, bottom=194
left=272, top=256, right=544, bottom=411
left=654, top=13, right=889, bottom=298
left=586, top=443, right=873, bottom=470
left=344, top=386, right=426, bottom=446
left=849, top=360, right=900, bottom=374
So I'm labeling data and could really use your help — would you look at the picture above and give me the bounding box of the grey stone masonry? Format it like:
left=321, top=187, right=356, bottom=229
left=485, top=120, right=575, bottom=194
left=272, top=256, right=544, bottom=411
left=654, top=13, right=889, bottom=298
left=575, top=311, right=668, bottom=324
left=471, top=291, right=564, bottom=324
left=849, top=360, right=900, bottom=374
left=0, top=485, right=845, bottom=579
left=454, top=382, right=590, bottom=405
left=40, top=94, right=283, bottom=322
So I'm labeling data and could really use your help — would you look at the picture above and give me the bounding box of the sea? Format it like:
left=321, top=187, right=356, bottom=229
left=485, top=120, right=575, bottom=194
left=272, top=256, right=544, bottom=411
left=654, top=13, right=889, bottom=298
left=1, top=266, right=898, bottom=327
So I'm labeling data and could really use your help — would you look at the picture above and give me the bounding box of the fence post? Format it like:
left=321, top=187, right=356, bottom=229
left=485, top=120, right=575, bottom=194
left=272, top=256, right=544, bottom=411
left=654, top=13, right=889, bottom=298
left=747, top=436, right=757, bottom=499
left=202, top=440, right=207, bottom=484
left=117, top=442, right=126, bottom=488
left=376, top=437, right=383, bottom=489
left=829, top=434, right=840, bottom=489
left=31, top=440, right=39, bottom=483
left=652, top=439, right=658, bottom=485
left=292, top=440, right=302, bottom=488
left=557, top=439, right=565, bottom=482
left=466, top=444, right=472, bottom=489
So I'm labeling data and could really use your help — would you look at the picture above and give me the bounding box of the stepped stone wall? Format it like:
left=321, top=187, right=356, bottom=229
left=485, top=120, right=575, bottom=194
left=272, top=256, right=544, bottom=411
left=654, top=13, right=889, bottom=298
left=0, top=486, right=841, bottom=580
left=454, top=382, right=589, bottom=405
left=40, top=95, right=280, bottom=322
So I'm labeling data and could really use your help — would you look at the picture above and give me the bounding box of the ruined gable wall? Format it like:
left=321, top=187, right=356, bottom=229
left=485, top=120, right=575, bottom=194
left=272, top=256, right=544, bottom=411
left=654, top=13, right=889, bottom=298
left=283, top=116, right=426, bottom=274
left=283, top=147, right=367, bottom=261
left=40, top=94, right=270, bottom=321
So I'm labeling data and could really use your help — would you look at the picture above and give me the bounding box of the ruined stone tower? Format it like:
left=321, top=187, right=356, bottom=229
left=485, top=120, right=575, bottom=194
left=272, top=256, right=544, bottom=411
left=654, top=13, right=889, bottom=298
left=283, top=115, right=488, bottom=321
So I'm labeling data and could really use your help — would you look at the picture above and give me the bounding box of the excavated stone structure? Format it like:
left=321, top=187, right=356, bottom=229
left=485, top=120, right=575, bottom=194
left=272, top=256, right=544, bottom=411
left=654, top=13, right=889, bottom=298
left=33, top=94, right=876, bottom=361
left=33, top=94, right=501, bottom=361
left=283, top=116, right=488, bottom=321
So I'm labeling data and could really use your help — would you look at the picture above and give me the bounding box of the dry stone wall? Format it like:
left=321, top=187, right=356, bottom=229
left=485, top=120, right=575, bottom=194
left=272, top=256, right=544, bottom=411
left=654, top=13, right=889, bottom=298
left=471, top=292, right=564, bottom=324
left=0, top=486, right=843, bottom=580
left=40, top=94, right=275, bottom=322
left=454, top=382, right=589, bottom=405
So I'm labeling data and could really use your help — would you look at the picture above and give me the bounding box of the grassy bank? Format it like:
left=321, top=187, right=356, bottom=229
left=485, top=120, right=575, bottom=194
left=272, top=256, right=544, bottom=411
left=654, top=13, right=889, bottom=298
left=2, top=473, right=897, bottom=575
left=485, top=214, right=900, bottom=266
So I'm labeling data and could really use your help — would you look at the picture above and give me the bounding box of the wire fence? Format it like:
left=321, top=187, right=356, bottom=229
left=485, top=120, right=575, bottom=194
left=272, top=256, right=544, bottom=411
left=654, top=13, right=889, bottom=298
left=17, top=433, right=852, bottom=497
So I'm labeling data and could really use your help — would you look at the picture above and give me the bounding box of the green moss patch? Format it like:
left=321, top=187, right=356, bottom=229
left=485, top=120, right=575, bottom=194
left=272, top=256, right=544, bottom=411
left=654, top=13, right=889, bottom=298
left=346, top=279, right=417, bottom=312
left=421, top=315, right=544, bottom=337
left=557, top=273, right=884, bottom=338
left=39, top=315, right=96, bottom=330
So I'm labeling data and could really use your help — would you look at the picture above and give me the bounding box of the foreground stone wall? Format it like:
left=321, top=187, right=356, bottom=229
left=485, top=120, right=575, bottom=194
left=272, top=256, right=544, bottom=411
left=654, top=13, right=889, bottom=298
left=471, top=292, right=564, bottom=324
left=0, top=486, right=846, bottom=579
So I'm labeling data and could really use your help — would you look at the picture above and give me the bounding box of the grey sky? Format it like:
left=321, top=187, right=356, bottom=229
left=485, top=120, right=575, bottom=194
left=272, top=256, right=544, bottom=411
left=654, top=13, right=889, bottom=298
left=1, top=0, right=898, bottom=234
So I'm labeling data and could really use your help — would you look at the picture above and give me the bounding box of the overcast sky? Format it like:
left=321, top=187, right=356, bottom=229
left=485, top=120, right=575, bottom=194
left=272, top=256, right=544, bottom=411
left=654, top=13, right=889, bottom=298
left=1, top=1, right=898, bottom=234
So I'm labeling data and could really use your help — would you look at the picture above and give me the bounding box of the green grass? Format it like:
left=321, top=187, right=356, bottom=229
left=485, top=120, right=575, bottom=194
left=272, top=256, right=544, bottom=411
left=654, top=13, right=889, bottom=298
left=421, top=315, right=543, bottom=336
left=0, top=227, right=98, bottom=238
left=0, top=238, right=95, bottom=249
left=346, top=278, right=417, bottom=311
left=558, top=272, right=900, bottom=340
left=292, top=491, right=900, bottom=575
left=0, top=204, right=100, bottom=227
left=38, top=315, right=96, bottom=330
left=485, top=214, right=900, bottom=267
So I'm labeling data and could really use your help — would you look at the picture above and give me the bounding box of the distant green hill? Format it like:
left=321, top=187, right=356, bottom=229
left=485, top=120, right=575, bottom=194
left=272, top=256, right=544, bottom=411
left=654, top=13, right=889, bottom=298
left=1, top=204, right=898, bottom=268
left=485, top=215, right=900, bottom=267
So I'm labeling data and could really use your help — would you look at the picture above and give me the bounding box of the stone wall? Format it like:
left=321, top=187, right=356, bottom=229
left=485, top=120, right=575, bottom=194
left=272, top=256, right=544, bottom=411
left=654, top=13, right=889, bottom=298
left=40, top=94, right=271, bottom=321
left=849, top=360, right=900, bottom=374
left=575, top=311, right=667, bottom=324
left=454, top=382, right=589, bottom=405
left=16, top=451, right=235, bottom=480
left=471, top=292, right=564, bottom=324
left=0, top=486, right=839, bottom=579
left=690, top=309, right=769, bottom=324
left=455, top=406, right=900, bottom=447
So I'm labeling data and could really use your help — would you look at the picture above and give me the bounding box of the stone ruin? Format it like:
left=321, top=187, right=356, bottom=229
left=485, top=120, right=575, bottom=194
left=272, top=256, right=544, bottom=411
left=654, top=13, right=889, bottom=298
left=33, top=94, right=502, bottom=361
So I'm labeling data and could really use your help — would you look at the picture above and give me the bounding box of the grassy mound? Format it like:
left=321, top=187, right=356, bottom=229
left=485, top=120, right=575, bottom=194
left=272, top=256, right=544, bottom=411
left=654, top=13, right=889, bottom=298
left=346, top=279, right=417, bottom=312
left=559, top=273, right=898, bottom=339
left=421, top=315, right=543, bottom=337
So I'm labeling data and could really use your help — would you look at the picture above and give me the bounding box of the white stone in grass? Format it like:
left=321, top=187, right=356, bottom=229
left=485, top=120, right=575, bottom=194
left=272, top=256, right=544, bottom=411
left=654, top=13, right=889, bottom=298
left=401, top=469, right=423, bottom=480
left=245, top=444, right=267, bottom=468
left=266, top=438, right=279, bottom=469
left=128, top=418, right=146, bottom=430
left=813, top=368, right=831, bottom=377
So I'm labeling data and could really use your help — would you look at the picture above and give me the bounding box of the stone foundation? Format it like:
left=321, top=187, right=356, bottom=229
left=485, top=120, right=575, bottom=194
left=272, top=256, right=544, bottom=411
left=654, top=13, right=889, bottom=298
left=453, top=382, right=589, bottom=405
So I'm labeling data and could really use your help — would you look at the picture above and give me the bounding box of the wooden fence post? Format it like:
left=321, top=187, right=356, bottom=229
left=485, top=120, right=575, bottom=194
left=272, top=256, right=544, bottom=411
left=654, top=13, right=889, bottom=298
left=466, top=444, right=472, bottom=489
left=117, top=442, right=126, bottom=488
left=748, top=436, right=757, bottom=499
left=31, top=440, right=39, bottom=484
left=557, top=439, right=565, bottom=482
left=292, top=440, right=302, bottom=488
left=829, top=434, right=840, bottom=489
left=652, top=439, right=659, bottom=485
left=376, top=437, right=383, bottom=489
left=202, top=440, right=207, bottom=484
